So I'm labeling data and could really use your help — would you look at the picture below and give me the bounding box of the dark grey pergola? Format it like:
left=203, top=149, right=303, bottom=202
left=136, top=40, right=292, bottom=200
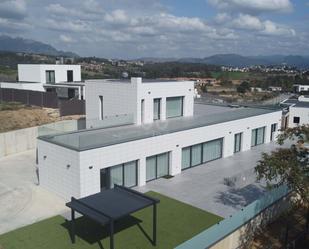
left=66, top=185, right=160, bottom=249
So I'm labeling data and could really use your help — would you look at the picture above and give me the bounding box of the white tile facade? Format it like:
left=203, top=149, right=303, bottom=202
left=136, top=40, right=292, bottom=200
left=85, top=78, right=194, bottom=126
left=38, top=110, right=282, bottom=200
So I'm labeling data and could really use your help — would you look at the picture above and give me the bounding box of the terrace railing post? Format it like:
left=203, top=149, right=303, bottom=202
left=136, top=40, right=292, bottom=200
left=71, top=208, right=76, bottom=244
left=153, top=203, right=157, bottom=246
left=110, top=219, right=114, bottom=249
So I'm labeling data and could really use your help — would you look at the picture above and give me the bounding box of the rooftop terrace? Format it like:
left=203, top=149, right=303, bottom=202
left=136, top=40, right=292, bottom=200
left=39, top=105, right=281, bottom=151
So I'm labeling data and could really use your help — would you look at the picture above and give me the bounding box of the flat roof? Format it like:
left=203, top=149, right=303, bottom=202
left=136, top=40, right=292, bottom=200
left=293, top=101, right=309, bottom=108
left=39, top=106, right=281, bottom=152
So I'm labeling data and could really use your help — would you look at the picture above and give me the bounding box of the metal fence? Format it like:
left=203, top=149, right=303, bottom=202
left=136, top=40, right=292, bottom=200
left=175, top=185, right=290, bottom=249
left=0, top=88, right=85, bottom=116
left=0, top=88, right=58, bottom=108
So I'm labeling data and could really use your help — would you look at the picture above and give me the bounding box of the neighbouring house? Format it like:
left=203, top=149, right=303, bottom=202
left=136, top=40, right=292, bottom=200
left=37, top=77, right=282, bottom=200
left=268, top=86, right=282, bottom=92
left=0, top=64, right=85, bottom=100
left=293, top=84, right=309, bottom=93
left=281, top=95, right=309, bottom=128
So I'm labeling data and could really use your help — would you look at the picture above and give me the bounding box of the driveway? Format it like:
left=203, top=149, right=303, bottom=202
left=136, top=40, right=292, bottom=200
left=137, top=142, right=285, bottom=218
left=0, top=150, right=66, bottom=235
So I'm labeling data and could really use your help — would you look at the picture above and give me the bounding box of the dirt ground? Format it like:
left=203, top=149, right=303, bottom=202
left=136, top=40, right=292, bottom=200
left=0, top=104, right=84, bottom=133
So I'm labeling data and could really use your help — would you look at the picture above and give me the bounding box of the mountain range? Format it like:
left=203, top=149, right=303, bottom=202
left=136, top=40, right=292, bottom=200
left=1, top=35, right=309, bottom=68
left=0, top=35, right=78, bottom=57
left=139, top=54, right=309, bottom=68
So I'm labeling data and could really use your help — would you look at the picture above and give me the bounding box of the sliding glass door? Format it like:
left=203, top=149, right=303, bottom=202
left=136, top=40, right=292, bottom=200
left=109, top=160, right=137, bottom=188
left=251, top=127, right=265, bottom=147
left=146, top=152, right=169, bottom=181
left=203, top=139, right=222, bottom=163
left=234, top=133, right=242, bottom=153
left=182, top=138, right=223, bottom=170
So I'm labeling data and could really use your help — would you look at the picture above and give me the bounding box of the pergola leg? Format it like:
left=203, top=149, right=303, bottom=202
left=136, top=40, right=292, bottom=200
left=71, top=209, right=76, bottom=243
left=153, top=203, right=157, bottom=246
left=110, top=220, right=114, bottom=249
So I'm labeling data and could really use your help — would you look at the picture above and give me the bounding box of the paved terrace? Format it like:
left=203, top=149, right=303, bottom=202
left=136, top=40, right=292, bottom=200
left=137, top=142, right=285, bottom=218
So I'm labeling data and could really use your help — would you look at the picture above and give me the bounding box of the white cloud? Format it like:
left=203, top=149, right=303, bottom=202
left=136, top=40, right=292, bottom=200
left=59, top=34, right=74, bottom=43
left=0, top=0, right=27, bottom=20
left=45, top=19, right=90, bottom=33
left=261, top=20, right=296, bottom=36
left=232, top=14, right=263, bottom=30
left=208, top=0, right=293, bottom=14
left=230, top=14, right=295, bottom=37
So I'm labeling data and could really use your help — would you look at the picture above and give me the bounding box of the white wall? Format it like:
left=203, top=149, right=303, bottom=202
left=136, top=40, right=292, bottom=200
left=294, top=85, right=309, bottom=93
left=0, top=82, right=45, bottom=92
left=85, top=79, right=137, bottom=127
left=85, top=78, right=194, bottom=126
left=18, top=64, right=81, bottom=84
left=38, top=110, right=281, bottom=199
left=288, top=106, right=309, bottom=127
left=38, top=140, right=81, bottom=200
left=136, top=80, right=194, bottom=124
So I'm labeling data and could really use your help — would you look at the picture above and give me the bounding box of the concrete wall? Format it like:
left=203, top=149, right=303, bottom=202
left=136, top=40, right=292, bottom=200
left=0, top=126, right=38, bottom=158
left=38, top=110, right=282, bottom=199
left=0, top=120, right=81, bottom=158
left=288, top=106, right=309, bottom=128
left=18, top=64, right=81, bottom=84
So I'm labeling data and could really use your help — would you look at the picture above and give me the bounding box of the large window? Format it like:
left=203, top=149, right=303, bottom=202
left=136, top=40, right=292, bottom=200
left=181, top=138, right=223, bottom=170
left=153, top=98, right=161, bottom=121
left=251, top=127, right=265, bottom=147
left=234, top=133, right=242, bottom=153
left=46, top=70, right=55, bottom=84
left=109, top=161, right=137, bottom=188
left=166, top=96, right=183, bottom=118
left=270, top=123, right=277, bottom=141
left=67, top=70, right=73, bottom=82
left=146, top=152, right=169, bottom=181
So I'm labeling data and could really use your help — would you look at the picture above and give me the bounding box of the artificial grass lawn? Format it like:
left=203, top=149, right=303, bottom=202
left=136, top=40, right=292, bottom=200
left=0, top=192, right=222, bottom=249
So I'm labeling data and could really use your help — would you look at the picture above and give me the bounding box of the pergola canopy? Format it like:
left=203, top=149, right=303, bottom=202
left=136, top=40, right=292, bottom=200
left=66, top=185, right=160, bottom=249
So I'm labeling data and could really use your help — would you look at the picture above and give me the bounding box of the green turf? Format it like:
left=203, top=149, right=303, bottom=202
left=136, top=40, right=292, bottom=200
left=0, top=192, right=222, bottom=249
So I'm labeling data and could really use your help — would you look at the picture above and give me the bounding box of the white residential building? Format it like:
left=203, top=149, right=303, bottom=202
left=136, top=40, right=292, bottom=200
left=38, top=78, right=282, bottom=200
left=283, top=96, right=309, bottom=128
left=0, top=64, right=85, bottom=99
left=293, top=84, right=309, bottom=93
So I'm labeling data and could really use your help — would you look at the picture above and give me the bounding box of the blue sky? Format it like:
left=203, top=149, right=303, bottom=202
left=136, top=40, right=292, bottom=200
left=0, top=0, right=308, bottom=58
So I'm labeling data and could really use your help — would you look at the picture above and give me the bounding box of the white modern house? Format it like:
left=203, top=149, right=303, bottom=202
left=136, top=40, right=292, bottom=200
left=293, top=84, right=309, bottom=93
left=38, top=78, right=282, bottom=200
left=281, top=96, right=309, bottom=128
left=0, top=64, right=85, bottom=99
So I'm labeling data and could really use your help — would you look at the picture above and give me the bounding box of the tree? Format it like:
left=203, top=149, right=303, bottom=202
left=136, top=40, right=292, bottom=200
left=237, top=81, right=250, bottom=93
left=255, top=125, right=309, bottom=207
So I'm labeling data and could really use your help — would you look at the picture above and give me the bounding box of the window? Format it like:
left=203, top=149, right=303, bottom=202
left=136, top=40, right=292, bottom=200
left=293, top=117, right=300, bottom=124
left=270, top=123, right=277, bottom=141
left=146, top=152, right=169, bottom=181
left=166, top=96, right=183, bottom=118
left=251, top=127, right=265, bottom=147
left=181, top=138, right=223, bottom=170
left=109, top=161, right=137, bottom=188
left=99, top=96, right=103, bottom=120
left=153, top=98, right=161, bottom=121
left=46, top=70, right=55, bottom=84
left=234, top=133, right=242, bottom=153
left=67, top=70, right=73, bottom=82
left=141, top=99, right=145, bottom=123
